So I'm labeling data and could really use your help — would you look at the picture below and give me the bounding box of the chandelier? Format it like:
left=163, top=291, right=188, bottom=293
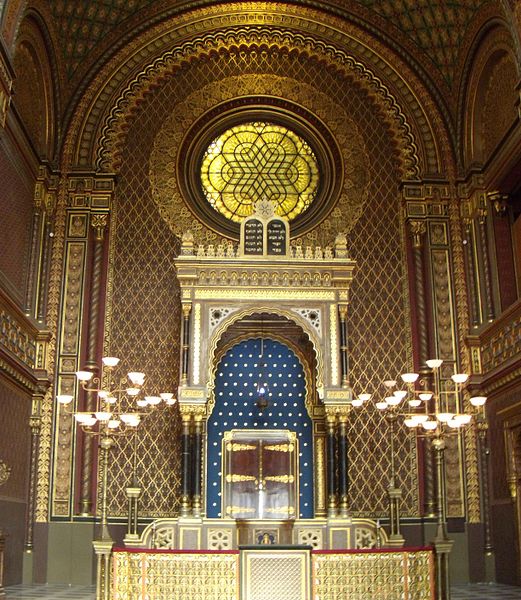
left=56, top=356, right=175, bottom=431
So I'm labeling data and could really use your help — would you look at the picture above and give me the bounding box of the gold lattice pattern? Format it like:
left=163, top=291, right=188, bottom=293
left=345, top=100, right=417, bottom=516
left=314, top=550, right=434, bottom=600
left=200, top=122, right=319, bottom=222
left=108, top=41, right=416, bottom=517
left=104, top=101, right=182, bottom=516
left=112, top=552, right=238, bottom=600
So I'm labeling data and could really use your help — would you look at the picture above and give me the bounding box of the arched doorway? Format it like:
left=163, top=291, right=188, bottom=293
left=206, top=338, right=314, bottom=518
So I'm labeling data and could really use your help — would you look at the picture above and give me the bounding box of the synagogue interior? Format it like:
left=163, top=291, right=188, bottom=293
left=1, top=1, right=521, bottom=599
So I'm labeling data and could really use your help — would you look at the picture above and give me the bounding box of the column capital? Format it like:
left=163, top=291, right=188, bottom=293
left=408, top=220, right=427, bottom=248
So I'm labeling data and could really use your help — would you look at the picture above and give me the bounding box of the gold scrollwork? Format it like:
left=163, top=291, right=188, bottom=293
left=226, top=474, right=257, bottom=483
left=226, top=443, right=256, bottom=452
left=264, top=475, right=295, bottom=484
left=264, top=443, right=294, bottom=453
left=0, top=460, right=11, bottom=486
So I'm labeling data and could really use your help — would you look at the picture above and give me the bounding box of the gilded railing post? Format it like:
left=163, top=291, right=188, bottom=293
left=385, top=411, right=404, bottom=547
left=80, top=214, right=108, bottom=516
left=124, top=431, right=141, bottom=544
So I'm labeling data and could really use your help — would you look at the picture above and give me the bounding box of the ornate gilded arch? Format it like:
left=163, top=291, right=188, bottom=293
left=206, top=306, right=324, bottom=415
left=60, top=3, right=455, bottom=179
left=459, top=19, right=520, bottom=169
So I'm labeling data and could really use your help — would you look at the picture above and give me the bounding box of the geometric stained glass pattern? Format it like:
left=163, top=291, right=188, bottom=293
left=207, top=338, right=314, bottom=519
left=200, top=122, right=319, bottom=223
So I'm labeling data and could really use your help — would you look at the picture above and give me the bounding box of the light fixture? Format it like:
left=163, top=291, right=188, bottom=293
left=256, top=336, right=269, bottom=412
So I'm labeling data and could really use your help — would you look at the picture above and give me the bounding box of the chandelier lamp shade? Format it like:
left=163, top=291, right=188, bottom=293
left=56, top=356, right=176, bottom=432
left=351, top=358, right=487, bottom=600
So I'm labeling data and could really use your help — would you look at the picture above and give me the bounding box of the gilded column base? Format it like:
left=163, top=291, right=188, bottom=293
left=192, top=494, right=202, bottom=518
left=79, top=499, right=93, bottom=517
left=338, top=495, right=349, bottom=518
left=180, top=495, right=191, bottom=518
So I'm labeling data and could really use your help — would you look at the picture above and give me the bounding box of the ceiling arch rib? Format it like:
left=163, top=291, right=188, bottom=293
left=61, top=4, right=455, bottom=180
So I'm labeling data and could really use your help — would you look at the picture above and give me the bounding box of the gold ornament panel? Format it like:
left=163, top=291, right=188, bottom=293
left=150, top=68, right=371, bottom=247
left=103, top=105, right=182, bottom=517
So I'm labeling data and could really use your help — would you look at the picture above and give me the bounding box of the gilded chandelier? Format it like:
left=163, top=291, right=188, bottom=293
left=56, top=356, right=175, bottom=431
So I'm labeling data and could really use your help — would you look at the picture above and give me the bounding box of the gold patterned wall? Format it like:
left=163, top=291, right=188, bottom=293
left=102, top=41, right=417, bottom=517
left=104, top=93, right=182, bottom=516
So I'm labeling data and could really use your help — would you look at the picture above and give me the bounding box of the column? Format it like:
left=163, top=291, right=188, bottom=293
left=409, top=220, right=435, bottom=517
left=79, top=214, right=108, bottom=516
left=338, top=306, right=349, bottom=388
left=326, top=412, right=337, bottom=517
left=337, top=409, right=349, bottom=517
left=180, top=409, right=193, bottom=517
left=181, top=304, right=191, bottom=386
left=192, top=412, right=203, bottom=517
left=461, top=215, right=480, bottom=328
left=477, top=207, right=495, bottom=322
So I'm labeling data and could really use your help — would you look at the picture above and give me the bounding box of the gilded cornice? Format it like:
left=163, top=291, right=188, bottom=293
left=60, top=3, right=452, bottom=179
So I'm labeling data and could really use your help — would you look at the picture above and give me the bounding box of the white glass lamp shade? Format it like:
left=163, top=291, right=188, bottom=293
left=451, top=373, right=469, bottom=384
left=454, top=414, right=472, bottom=425
left=128, top=372, right=145, bottom=386
left=136, top=399, right=148, bottom=408
left=120, top=413, right=141, bottom=425
left=426, top=359, right=443, bottom=369
left=408, top=399, right=421, bottom=408
left=358, top=393, right=372, bottom=402
left=57, top=394, right=74, bottom=405
left=145, top=396, right=161, bottom=406
left=404, top=418, right=419, bottom=428
left=351, top=398, right=364, bottom=407
left=94, top=411, right=112, bottom=421
left=107, top=419, right=120, bottom=429
left=375, top=401, right=388, bottom=410
left=165, top=397, right=177, bottom=405
left=401, top=373, right=419, bottom=384
left=160, top=393, right=174, bottom=401
left=126, top=387, right=140, bottom=396
left=383, top=380, right=397, bottom=389
left=74, top=413, right=93, bottom=424
left=470, top=396, right=487, bottom=407
left=75, top=370, right=93, bottom=382
left=105, top=396, right=117, bottom=404
left=393, top=390, right=408, bottom=400
left=422, top=420, right=438, bottom=430
left=411, top=414, right=429, bottom=424
left=83, top=416, right=98, bottom=427
left=102, top=356, right=120, bottom=367
left=385, top=395, right=402, bottom=406
left=437, top=412, right=455, bottom=423
left=447, top=419, right=462, bottom=429
left=419, top=393, right=433, bottom=401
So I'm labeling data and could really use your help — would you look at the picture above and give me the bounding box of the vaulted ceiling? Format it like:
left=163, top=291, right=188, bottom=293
left=46, top=0, right=492, bottom=85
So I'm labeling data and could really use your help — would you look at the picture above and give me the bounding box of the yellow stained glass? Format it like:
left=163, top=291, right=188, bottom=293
left=200, top=122, right=320, bottom=223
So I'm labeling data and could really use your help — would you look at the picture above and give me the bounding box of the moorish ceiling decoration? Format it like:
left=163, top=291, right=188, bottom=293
left=48, top=0, right=488, bottom=85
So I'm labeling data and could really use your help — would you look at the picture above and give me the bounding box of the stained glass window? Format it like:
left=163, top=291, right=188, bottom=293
left=200, top=122, right=320, bottom=223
